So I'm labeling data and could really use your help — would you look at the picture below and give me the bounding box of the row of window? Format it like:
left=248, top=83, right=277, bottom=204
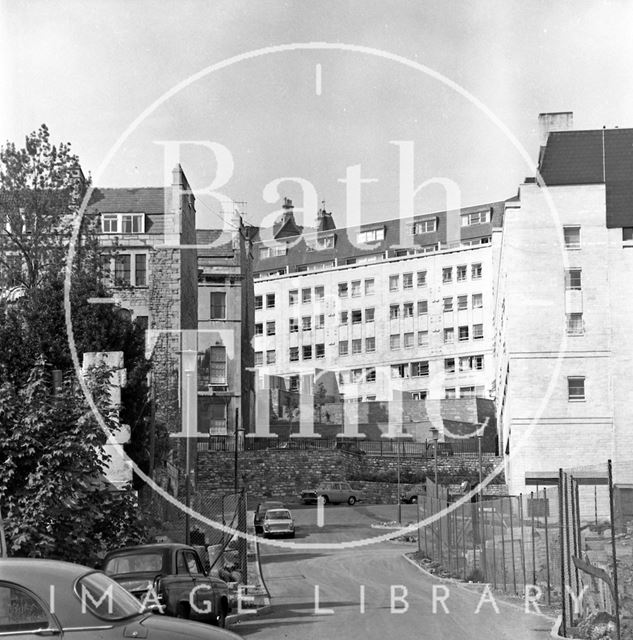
left=101, top=212, right=145, bottom=234
left=443, top=324, right=484, bottom=343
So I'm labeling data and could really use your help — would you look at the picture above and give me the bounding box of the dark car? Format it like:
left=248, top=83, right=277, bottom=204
left=0, top=558, right=242, bottom=639
left=103, top=543, right=231, bottom=627
left=254, top=500, right=285, bottom=533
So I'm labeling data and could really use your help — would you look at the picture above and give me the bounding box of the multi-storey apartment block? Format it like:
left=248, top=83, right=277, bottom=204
left=252, top=198, right=503, bottom=409
left=494, top=112, right=633, bottom=500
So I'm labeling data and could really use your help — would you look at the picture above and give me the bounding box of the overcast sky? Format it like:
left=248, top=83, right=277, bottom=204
left=2, top=0, right=633, bottom=228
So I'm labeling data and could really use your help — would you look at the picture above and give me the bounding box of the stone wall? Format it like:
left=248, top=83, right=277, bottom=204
left=196, top=449, right=504, bottom=504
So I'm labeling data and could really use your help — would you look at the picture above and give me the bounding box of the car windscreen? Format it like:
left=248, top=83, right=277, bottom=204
left=75, top=572, right=142, bottom=621
left=104, top=552, right=163, bottom=575
left=265, top=510, right=291, bottom=519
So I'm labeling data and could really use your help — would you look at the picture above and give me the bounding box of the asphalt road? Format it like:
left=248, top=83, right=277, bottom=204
left=230, top=503, right=558, bottom=640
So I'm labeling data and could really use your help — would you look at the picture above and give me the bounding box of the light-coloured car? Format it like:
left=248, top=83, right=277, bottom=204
left=262, top=508, right=295, bottom=538
left=315, top=481, right=364, bottom=505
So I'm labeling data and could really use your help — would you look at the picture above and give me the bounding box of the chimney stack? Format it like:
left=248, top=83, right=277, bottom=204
left=538, top=112, right=574, bottom=146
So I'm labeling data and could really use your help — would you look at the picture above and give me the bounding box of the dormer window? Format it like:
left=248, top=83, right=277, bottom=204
left=461, top=209, right=490, bottom=227
left=357, top=227, right=385, bottom=244
left=101, top=213, right=145, bottom=234
left=413, top=218, right=437, bottom=234
left=317, top=234, right=335, bottom=249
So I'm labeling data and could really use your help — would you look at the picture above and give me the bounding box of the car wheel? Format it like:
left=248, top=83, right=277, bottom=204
left=214, top=600, right=228, bottom=628
left=347, top=496, right=357, bottom=506
left=288, top=531, right=295, bottom=538
left=321, top=495, right=329, bottom=504
left=176, top=603, right=189, bottom=619
left=410, top=496, right=418, bottom=504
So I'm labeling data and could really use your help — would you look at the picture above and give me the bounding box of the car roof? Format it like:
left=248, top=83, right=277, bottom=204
left=0, top=558, right=93, bottom=585
left=105, top=543, right=192, bottom=557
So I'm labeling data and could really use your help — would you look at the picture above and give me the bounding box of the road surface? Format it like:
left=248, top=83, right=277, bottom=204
left=230, top=503, right=557, bottom=639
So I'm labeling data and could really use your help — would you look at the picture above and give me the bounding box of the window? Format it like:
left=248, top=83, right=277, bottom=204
left=472, top=293, right=483, bottom=309
left=444, top=328, right=454, bottom=343
left=418, top=331, right=429, bottom=347
left=338, top=282, right=348, bottom=297
left=339, top=370, right=350, bottom=385
left=444, top=358, right=455, bottom=373
left=458, top=326, right=469, bottom=341
left=366, top=367, right=376, bottom=382
left=442, top=267, right=453, bottom=283
left=623, top=227, right=633, bottom=241
left=302, top=316, right=311, bottom=331
left=315, top=314, right=325, bottom=329
left=296, top=260, right=335, bottom=273
left=339, top=341, right=349, bottom=356
left=352, top=339, right=362, bottom=354
left=352, top=309, right=362, bottom=324
left=418, top=300, right=428, bottom=315
left=404, top=332, right=414, bottom=348
left=403, top=303, right=414, bottom=318
left=445, top=388, right=456, bottom=399
left=289, top=318, right=299, bottom=333
left=135, top=254, right=147, bottom=286
left=391, top=363, right=409, bottom=379
left=266, top=293, right=275, bottom=308
left=390, top=304, right=400, bottom=319
left=266, top=321, right=275, bottom=336
left=568, top=377, right=585, bottom=401
left=114, top=254, right=131, bottom=286
left=413, top=219, right=437, bottom=234
left=411, top=361, right=429, bottom=377
left=473, top=324, right=484, bottom=340
left=303, top=345, right=312, bottom=360
left=289, top=347, right=299, bottom=362
left=365, top=308, right=375, bottom=323
left=403, top=273, right=413, bottom=289
left=289, top=289, right=299, bottom=305
left=567, top=313, right=584, bottom=335
left=266, top=350, right=276, bottom=365
left=340, top=311, right=348, bottom=325
left=459, top=355, right=483, bottom=371
left=366, top=337, right=376, bottom=352
left=471, top=263, right=482, bottom=279
left=456, top=265, right=467, bottom=281
left=351, top=280, right=361, bottom=297
left=460, top=386, right=476, bottom=398
left=259, top=247, right=270, bottom=259
left=0, top=584, right=50, bottom=632
left=461, top=209, right=489, bottom=226
left=302, top=288, right=311, bottom=303
left=255, top=295, right=263, bottom=310
left=443, top=297, right=453, bottom=312
left=254, top=351, right=263, bottom=366
left=210, top=346, right=227, bottom=384
left=411, top=391, right=428, bottom=400
left=289, top=376, right=299, bottom=391
left=101, top=212, right=145, bottom=234
left=315, top=286, right=325, bottom=300
left=564, top=226, right=581, bottom=249
left=389, top=275, right=400, bottom=291
left=565, top=269, right=582, bottom=290
left=351, top=368, right=363, bottom=383
left=457, top=295, right=468, bottom=311
left=357, top=227, right=385, bottom=243
left=417, top=271, right=427, bottom=287
left=365, top=279, right=375, bottom=295
left=316, top=343, right=325, bottom=359
left=390, top=334, right=400, bottom=350
left=209, top=292, right=226, bottom=319
left=316, top=234, right=335, bottom=249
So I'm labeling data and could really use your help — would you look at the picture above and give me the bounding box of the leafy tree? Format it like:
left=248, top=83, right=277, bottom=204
left=0, top=361, right=148, bottom=564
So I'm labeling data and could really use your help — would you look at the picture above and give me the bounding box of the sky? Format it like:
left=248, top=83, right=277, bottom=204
left=2, top=0, right=633, bottom=229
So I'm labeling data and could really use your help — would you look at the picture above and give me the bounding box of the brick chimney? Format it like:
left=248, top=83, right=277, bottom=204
left=538, top=112, right=574, bottom=146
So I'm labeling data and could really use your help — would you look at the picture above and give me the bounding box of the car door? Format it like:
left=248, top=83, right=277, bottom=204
left=182, top=550, right=214, bottom=621
left=159, top=549, right=196, bottom=615
left=0, top=582, right=63, bottom=639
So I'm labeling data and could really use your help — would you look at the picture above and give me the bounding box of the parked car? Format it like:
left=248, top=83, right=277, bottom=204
left=0, top=558, right=242, bottom=639
left=262, top=508, right=296, bottom=538
left=400, top=488, right=425, bottom=504
left=301, top=481, right=364, bottom=505
left=103, top=543, right=231, bottom=628
left=254, top=500, right=285, bottom=533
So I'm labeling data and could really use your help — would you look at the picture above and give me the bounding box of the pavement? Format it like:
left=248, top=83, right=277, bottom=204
left=228, top=503, right=560, bottom=639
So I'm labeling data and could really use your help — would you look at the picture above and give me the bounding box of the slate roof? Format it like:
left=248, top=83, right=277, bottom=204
left=87, top=187, right=167, bottom=213
left=538, top=127, right=633, bottom=228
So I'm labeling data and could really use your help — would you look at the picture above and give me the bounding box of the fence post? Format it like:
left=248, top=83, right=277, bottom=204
left=491, top=499, right=497, bottom=589
left=564, top=473, right=574, bottom=626
left=519, top=494, right=527, bottom=593
left=608, top=460, right=622, bottom=640
left=530, top=491, right=536, bottom=588
left=559, top=468, right=567, bottom=638
left=543, top=487, right=551, bottom=606
left=508, top=497, right=517, bottom=595
left=571, top=478, right=580, bottom=601
left=500, top=497, right=507, bottom=591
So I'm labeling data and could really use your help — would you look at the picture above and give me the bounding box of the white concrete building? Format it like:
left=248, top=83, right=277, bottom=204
left=494, top=113, right=633, bottom=504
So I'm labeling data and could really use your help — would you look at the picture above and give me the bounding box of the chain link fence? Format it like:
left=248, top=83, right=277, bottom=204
left=418, top=460, right=629, bottom=639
